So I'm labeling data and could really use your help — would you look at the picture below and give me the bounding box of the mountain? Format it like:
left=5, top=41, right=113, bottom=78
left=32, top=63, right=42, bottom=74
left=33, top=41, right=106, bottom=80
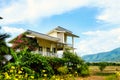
left=82, top=47, right=120, bottom=62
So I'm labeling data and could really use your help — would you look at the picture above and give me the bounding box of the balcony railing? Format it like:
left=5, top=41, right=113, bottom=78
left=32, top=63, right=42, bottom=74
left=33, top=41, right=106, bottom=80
left=31, top=51, right=58, bottom=57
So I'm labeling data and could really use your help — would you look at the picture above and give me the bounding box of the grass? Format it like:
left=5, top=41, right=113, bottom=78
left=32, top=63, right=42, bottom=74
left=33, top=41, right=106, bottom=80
left=87, top=66, right=120, bottom=80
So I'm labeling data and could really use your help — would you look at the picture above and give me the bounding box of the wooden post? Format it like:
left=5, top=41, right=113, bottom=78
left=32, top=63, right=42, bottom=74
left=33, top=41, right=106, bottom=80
left=72, top=36, right=74, bottom=52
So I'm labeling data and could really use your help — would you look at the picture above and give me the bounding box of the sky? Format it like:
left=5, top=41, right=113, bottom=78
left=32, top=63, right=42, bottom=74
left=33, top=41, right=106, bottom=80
left=0, top=0, right=120, bottom=56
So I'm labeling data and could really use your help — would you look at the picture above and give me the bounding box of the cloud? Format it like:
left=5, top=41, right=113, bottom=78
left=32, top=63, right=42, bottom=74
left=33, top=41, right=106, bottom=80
left=92, top=0, right=120, bottom=24
left=1, top=0, right=119, bottom=25
left=76, top=28, right=120, bottom=56
left=2, top=26, right=25, bottom=34
left=0, top=0, right=90, bottom=24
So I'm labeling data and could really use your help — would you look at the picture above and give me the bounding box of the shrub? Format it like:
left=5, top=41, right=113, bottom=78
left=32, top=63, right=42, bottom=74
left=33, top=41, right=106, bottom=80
left=63, top=51, right=89, bottom=76
left=57, top=66, right=68, bottom=75
left=23, top=52, right=54, bottom=77
left=78, top=63, right=89, bottom=76
left=99, top=62, right=107, bottom=71
left=46, top=57, right=66, bottom=74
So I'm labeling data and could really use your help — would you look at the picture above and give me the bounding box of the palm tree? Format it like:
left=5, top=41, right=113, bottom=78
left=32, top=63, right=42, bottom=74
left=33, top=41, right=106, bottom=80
left=0, top=27, right=10, bottom=64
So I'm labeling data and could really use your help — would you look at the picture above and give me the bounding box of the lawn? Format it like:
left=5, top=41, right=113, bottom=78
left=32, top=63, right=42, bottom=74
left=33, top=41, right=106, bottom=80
left=78, top=66, right=120, bottom=80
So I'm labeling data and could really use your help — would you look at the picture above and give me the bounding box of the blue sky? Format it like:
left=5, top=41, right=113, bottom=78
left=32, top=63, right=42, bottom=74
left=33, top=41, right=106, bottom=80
left=0, top=0, right=120, bottom=56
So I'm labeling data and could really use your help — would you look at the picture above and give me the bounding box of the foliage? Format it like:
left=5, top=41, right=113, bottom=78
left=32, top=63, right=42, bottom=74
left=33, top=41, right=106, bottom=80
left=63, top=51, right=89, bottom=76
left=57, top=66, right=68, bottom=75
left=23, top=52, right=54, bottom=77
left=11, top=32, right=39, bottom=51
left=105, top=75, right=118, bottom=80
left=2, top=48, right=33, bottom=76
left=87, top=62, right=120, bottom=66
left=0, top=27, right=10, bottom=67
left=99, top=62, right=107, bottom=71
left=83, top=47, right=120, bottom=62
left=0, top=27, right=10, bottom=55
left=78, top=63, right=89, bottom=76
left=0, top=66, right=35, bottom=80
left=46, top=57, right=66, bottom=74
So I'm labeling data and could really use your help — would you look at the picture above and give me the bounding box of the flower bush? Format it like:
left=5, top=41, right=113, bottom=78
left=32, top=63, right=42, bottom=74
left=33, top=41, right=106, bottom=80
left=0, top=66, right=35, bottom=80
left=0, top=48, right=89, bottom=79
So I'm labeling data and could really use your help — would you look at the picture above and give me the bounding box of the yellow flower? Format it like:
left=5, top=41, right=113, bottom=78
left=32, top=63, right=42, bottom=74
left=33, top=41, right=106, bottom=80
left=69, top=74, right=72, bottom=77
left=18, top=70, right=22, bottom=74
left=14, top=78, right=18, bottom=80
left=75, top=71, right=77, bottom=73
left=44, top=74, right=47, bottom=77
left=30, top=76, right=34, bottom=79
left=52, top=75, right=55, bottom=78
left=5, top=75, right=11, bottom=79
left=42, top=70, right=46, bottom=72
left=11, top=66, right=15, bottom=69
left=21, top=68, right=23, bottom=70
left=25, top=73, right=28, bottom=78
left=10, top=69, right=14, bottom=73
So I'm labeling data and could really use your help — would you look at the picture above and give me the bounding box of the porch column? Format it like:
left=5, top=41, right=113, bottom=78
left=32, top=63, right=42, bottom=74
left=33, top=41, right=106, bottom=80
left=63, top=44, right=65, bottom=52
left=72, top=36, right=74, bottom=47
left=56, top=43, right=58, bottom=53
left=43, top=47, right=46, bottom=56
left=72, top=36, right=74, bottom=52
left=50, top=43, right=53, bottom=52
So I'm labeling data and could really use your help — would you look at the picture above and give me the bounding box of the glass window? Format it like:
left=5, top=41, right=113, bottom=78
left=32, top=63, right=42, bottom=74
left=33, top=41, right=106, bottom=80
left=39, top=46, right=42, bottom=51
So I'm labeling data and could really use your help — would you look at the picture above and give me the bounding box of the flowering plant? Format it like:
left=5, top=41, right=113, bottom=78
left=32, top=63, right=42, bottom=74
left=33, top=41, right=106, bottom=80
left=11, top=33, right=39, bottom=51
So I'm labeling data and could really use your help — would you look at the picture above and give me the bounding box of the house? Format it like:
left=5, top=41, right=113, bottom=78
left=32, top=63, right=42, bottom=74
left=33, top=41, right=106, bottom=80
left=10, top=26, right=79, bottom=57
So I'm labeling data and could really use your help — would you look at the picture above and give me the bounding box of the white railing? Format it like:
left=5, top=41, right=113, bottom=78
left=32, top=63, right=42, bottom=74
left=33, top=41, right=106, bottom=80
left=31, top=51, right=58, bottom=57
left=37, top=51, right=58, bottom=57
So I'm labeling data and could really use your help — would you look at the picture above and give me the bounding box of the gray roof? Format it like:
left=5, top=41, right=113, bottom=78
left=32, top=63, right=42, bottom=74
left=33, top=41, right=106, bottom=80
left=55, top=26, right=72, bottom=33
left=48, top=26, right=79, bottom=38
left=27, top=30, right=60, bottom=42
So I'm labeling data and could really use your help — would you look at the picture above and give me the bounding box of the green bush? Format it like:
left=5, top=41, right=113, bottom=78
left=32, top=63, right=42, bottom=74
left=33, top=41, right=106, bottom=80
left=46, top=57, right=66, bottom=74
left=63, top=51, right=89, bottom=76
left=57, top=66, right=68, bottom=75
left=99, top=62, right=107, bottom=71
left=23, top=52, right=54, bottom=77
left=77, top=63, right=89, bottom=76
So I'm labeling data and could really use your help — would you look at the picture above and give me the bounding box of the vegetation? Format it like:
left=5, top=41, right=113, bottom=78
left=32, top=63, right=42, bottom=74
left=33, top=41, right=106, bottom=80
left=0, top=47, right=89, bottom=79
left=0, top=27, right=10, bottom=67
left=1, top=27, right=120, bottom=79
left=82, top=47, right=120, bottom=62
left=10, top=32, right=39, bottom=51
left=98, top=62, right=107, bottom=71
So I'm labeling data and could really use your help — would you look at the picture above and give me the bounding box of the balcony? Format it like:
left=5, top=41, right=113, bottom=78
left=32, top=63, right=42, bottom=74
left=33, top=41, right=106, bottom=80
left=31, top=51, right=58, bottom=57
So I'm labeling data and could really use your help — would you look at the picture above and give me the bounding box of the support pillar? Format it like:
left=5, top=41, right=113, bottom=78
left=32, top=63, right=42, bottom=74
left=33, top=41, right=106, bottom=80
left=72, top=36, right=74, bottom=53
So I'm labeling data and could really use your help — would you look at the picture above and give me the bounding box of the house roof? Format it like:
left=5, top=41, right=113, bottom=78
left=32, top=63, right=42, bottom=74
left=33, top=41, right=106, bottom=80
left=47, top=26, right=79, bottom=37
left=55, top=26, right=72, bottom=33
left=26, top=30, right=60, bottom=42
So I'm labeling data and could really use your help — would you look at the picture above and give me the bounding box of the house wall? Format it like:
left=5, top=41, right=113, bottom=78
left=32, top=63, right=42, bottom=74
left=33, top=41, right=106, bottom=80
left=48, top=31, right=68, bottom=44
left=36, top=38, right=57, bottom=55
left=48, top=31, right=57, bottom=37
left=57, top=32, right=64, bottom=43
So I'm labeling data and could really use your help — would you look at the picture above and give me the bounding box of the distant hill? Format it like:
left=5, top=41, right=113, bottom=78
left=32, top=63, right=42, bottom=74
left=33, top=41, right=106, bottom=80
left=82, top=48, right=120, bottom=62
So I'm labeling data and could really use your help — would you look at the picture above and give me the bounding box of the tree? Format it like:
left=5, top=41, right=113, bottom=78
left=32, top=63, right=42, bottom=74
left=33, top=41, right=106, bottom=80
left=99, top=62, right=107, bottom=72
left=0, top=27, right=10, bottom=65
left=0, top=27, right=10, bottom=54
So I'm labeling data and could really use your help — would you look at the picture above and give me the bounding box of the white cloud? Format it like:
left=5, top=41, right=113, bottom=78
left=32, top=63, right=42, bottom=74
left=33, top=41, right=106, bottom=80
left=93, top=0, right=120, bottom=24
left=76, top=28, right=120, bottom=56
left=0, top=0, right=119, bottom=25
left=0, top=0, right=90, bottom=24
left=2, top=26, right=25, bottom=34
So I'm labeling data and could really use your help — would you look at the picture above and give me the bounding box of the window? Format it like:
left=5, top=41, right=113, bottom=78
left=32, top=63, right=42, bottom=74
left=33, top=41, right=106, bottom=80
left=52, top=48, right=56, bottom=53
left=47, top=47, right=50, bottom=52
left=39, top=46, right=43, bottom=52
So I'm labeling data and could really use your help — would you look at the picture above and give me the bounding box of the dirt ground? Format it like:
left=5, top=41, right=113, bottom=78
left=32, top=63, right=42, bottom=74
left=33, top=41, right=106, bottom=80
left=76, top=76, right=105, bottom=80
